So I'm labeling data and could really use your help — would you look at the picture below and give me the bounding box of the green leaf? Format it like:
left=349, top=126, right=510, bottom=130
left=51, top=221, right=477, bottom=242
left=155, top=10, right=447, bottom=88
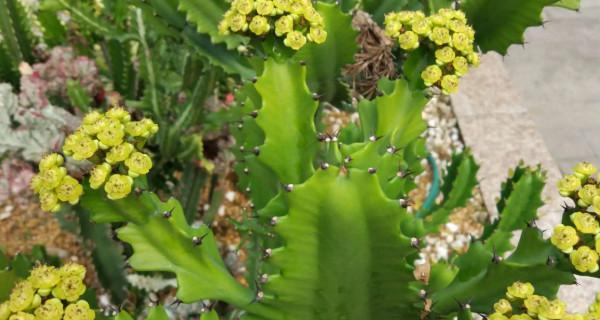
left=0, top=0, right=35, bottom=63
left=431, top=228, right=575, bottom=315
left=115, top=193, right=254, bottom=307
left=201, top=310, right=220, bottom=320
left=114, top=311, right=134, bottom=320
left=552, top=0, right=580, bottom=10
left=296, top=2, right=358, bottom=104
left=253, top=59, right=319, bottom=184
left=178, top=0, right=248, bottom=49
left=244, top=168, right=422, bottom=319
left=462, top=0, right=556, bottom=54
left=67, top=79, right=92, bottom=112
left=146, top=306, right=169, bottom=320
left=0, top=269, right=18, bottom=300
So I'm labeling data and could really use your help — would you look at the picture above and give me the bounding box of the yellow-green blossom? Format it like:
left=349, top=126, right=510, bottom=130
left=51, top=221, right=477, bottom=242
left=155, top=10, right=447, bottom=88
left=284, top=31, right=307, bottom=50
left=106, top=143, right=134, bottom=164
left=89, top=163, right=112, bottom=190
left=308, top=27, right=327, bottom=44
left=506, top=281, right=534, bottom=300
left=97, top=120, right=125, bottom=149
left=452, top=32, right=472, bottom=53
left=70, top=135, right=99, bottom=161
left=255, top=0, right=274, bottom=15
left=558, top=174, right=582, bottom=197
left=412, top=18, right=431, bottom=36
left=30, top=175, right=43, bottom=194
left=34, top=298, right=64, bottom=320
left=430, top=27, right=451, bottom=45
left=59, top=263, right=86, bottom=280
left=304, top=7, right=323, bottom=25
left=441, top=74, right=459, bottom=94
left=105, top=107, right=131, bottom=123
left=40, top=166, right=67, bottom=190
left=435, top=46, right=455, bottom=64
left=494, top=298, right=512, bottom=314
left=579, top=184, right=599, bottom=207
left=551, top=224, right=579, bottom=253
left=538, top=299, right=567, bottom=320
left=0, top=302, right=10, bottom=320
left=398, top=31, right=420, bottom=50
left=39, top=190, right=60, bottom=212
left=453, top=56, right=469, bottom=76
left=8, top=312, right=34, bottom=320
left=81, top=111, right=104, bottom=135
left=574, top=162, right=597, bottom=180
left=571, top=212, right=600, bottom=234
left=274, top=15, right=294, bottom=36
left=511, top=315, right=533, bottom=320
left=489, top=313, right=509, bottom=320
left=39, top=153, right=64, bottom=171
left=249, top=15, right=270, bottom=35
left=468, top=52, right=480, bottom=67
left=234, top=0, right=254, bottom=15
left=125, top=152, right=153, bottom=177
left=28, top=265, right=60, bottom=290
left=8, top=281, right=34, bottom=312
left=524, top=295, right=548, bottom=316
left=52, top=276, right=86, bottom=302
left=421, top=65, right=442, bottom=86
left=570, top=246, right=599, bottom=273
left=104, top=174, right=133, bottom=200
left=63, top=301, right=95, bottom=320
left=55, top=175, right=83, bottom=205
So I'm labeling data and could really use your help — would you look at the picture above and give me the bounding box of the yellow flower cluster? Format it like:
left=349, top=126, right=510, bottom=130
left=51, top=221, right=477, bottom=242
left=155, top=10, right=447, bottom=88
left=0, top=263, right=95, bottom=320
left=30, top=154, right=83, bottom=212
left=383, top=8, right=480, bottom=94
left=490, top=282, right=600, bottom=319
left=31, top=108, right=158, bottom=211
left=552, top=162, right=600, bottom=273
left=218, top=0, right=327, bottom=50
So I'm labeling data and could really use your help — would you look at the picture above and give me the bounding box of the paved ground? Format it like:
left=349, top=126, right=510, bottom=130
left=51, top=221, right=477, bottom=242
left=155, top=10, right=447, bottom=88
left=503, top=0, right=600, bottom=173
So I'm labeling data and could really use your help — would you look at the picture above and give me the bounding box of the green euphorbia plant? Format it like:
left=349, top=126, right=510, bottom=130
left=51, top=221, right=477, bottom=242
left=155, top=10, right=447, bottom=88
left=1, top=0, right=591, bottom=319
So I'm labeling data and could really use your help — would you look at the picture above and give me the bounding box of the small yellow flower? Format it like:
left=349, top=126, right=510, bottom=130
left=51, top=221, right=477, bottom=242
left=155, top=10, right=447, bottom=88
left=571, top=212, right=600, bottom=234
left=97, top=120, right=125, bottom=149
left=106, top=107, right=131, bottom=123
left=429, top=14, right=447, bottom=26
left=452, top=32, right=472, bottom=53
left=71, top=135, right=99, bottom=161
left=447, top=19, right=466, bottom=32
left=81, top=111, right=105, bottom=135
left=395, top=11, right=415, bottom=24
left=551, top=224, right=579, bottom=253
left=0, top=302, right=10, bottom=320
left=28, top=265, right=60, bottom=290
left=467, top=52, right=480, bottom=67
left=124, top=121, right=146, bottom=138
left=430, top=27, right=451, bottom=45
left=234, top=0, right=254, bottom=15
left=39, top=190, right=60, bottom=212
left=52, top=276, right=86, bottom=302
left=39, top=153, right=64, bottom=171
left=412, top=18, right=431, bottom=36
left=256, top=0, right=274, bottom=15
left=435, top=46, right=456, bottom=64
left=8, top=312, right=34, bottom=320
left=56, top=175, right=84, bottom=205
left=34, top=298, right=64, bottom=320
left=453, top=56, right=469, bottom=76
left=40, top=166, right=67, bottom=190
left=30, top=175, right=43, bottom=194
left=125, top=152, right=153, bottom=177
left=63, top=300, right=95, bottom=320
left=141, top=118, right=159, bottom=136
left=506, top=281, right=535, bottom=300
left=489, top=313, right=509, bottom=320
left=510, top=315, right=533, bottom=320
left=524, top=295, right=548, bottom=316
left=558, top=174, right=582, bottom=197
left=104, top=174, right=133, bottom=200
left=570, top=246, right=599, bottom=273
left=421, top=65, right=442, bottom=86
left=563, top=315, right=585, bottom=320
left=274, top=15, right=294, bottom=36
left=59, top=263, right=86, bottom=280
left=538, top=299, right=567, bottom=320
left=284, top=31, right=307, bottom=50
left=249, top=15, right=270, bottom=35
left=303, top=7, right=323, bottom=25
left=440, top=74, right=459, bottom=94
left=89, top=163, right=112, bottom=190
left=308, top=27, right=327, bottom=44
left=574, top=162, right=597, bottom=180
left=384, top=20, right=402, bottom=38
left=273, top=0, right=291, bottom=11
left=494, top=298, right=512, bottom=314
left=593, top=196, right=600, bottom=215
left=578, top=184, right=598, bottom=207
left=8, top=281, right=34, bottom=312
left=63, top=132, right=83, bottom=156
left=106, top=143, right=134, bottom=164
left=398, top=31, right=420, bottom=51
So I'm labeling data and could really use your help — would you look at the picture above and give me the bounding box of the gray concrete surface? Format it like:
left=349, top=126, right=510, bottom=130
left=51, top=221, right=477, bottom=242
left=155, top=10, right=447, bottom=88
left=503, top=0, right=600, bottom=173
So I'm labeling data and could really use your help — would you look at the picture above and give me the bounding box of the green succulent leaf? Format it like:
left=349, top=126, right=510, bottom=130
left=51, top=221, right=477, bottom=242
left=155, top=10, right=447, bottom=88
left=461, top=0, right=557, bottom=54
left=253, top=59, right=319, bottom=184
left=201, top=310, right=221, bottom=320
left=146, top=306, right=169, bottom=320
left=552, top=0, right=580, bottom=10
left=296, top=2, right=358, bottom=104
left=244, top=168, right=422, bottom=320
